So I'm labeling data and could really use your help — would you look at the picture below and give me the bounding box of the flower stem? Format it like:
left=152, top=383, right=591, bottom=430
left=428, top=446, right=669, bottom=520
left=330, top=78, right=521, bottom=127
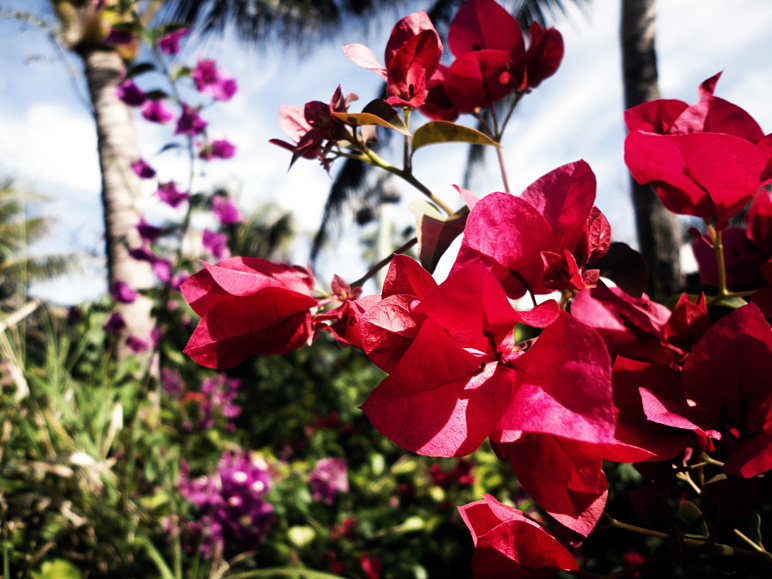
left=360, top=148, right=455, bottom=215
left=350, top=237, right=418, bottom=289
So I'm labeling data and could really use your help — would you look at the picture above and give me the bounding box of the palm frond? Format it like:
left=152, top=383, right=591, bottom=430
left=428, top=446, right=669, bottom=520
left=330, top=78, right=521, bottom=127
left=0, top=254, right=80, bottom=282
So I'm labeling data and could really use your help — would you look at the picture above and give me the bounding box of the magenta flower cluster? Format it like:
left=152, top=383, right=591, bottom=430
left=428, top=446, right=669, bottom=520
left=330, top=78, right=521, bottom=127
left=308, top=457, right=349, bottom=505
left=178, top=451, right=274, bottom=559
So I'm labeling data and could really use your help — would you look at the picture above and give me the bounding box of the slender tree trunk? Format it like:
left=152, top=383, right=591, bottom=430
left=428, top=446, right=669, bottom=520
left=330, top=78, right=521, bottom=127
left=621, top=0, right=682, bottom=301
left=79, top=46, right=156, bottom=359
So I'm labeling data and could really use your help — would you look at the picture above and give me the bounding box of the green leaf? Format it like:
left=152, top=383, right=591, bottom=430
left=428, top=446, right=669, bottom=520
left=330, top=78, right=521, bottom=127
left=30, top=560, right=82, bottom=579
left=331, top=99, right=410, bottom=136
left=288, top=525, right=316, bottom=548
left=411, top=121, right=500, bottom=155
left=124, top=62, right=155, bottom=79
left=135, top=536, right=176, bottom=579
left=712, top=295, right=748, bottom=309
left=675, top=500, right=708, bottom=537
left=409, top=201, right=469, bottom=274
left=144, top=89, right=169, bottom=102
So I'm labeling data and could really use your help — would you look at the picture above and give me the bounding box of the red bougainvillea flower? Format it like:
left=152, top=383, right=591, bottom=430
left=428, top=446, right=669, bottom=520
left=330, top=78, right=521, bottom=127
left=458, top=494, right=578, bottom=578
left=344, top=11, right=442, bottom=108
left=192, top=58, right=238, bottom=101
left=452, top=160, right=609, bottom=299
left=625, top=73, right=772, bottom=228
left=270, top=86, right=356, bottom=171
left=432, top=0, right=563, bottom=114
left=182, top=257, right=318, bottom=368
left=360, top=259, right=616, bottom=461
left=313, top=274, right=381, bottom=349
left=682, top=303, right=772, bottom=478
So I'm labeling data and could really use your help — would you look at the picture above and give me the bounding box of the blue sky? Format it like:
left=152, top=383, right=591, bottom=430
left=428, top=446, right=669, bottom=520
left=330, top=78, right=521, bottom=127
left=1, top=0, right=772, bottom=303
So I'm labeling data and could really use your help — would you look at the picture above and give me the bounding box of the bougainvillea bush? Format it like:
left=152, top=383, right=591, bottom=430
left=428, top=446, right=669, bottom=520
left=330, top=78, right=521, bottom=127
left=181, top=0, right=772, bottom=577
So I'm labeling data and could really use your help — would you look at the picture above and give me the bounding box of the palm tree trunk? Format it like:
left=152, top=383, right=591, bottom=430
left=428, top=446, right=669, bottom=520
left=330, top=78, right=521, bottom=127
left=79, top=46, right=156, bottom=358
left=621, top=0, right=682, bottom=301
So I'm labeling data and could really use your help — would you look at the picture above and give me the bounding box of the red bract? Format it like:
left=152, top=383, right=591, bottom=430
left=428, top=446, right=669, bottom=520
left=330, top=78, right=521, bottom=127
left=682, top=303, right=772, bottom=477
left=458, top=494, right=578, bottom=578
left=344, top=11, right=441, bottom=108
left=182, top=258, right=318, bottom=368
left=270, top=86, right=357, bottom=170
left=431, top=0, right=563, bottom=114
left=500, top=434, right=608, bottom=536
left=452, top=160, right=608, bottom=298
left=625, top=73, right=772, bottom=228
left=361, top=261, right=616, bottom=459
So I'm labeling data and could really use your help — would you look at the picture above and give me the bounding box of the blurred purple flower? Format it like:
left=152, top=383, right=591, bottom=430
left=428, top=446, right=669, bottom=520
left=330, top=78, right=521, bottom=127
left=109, top=280, right=138, bottom=304
left=212, top=194, right=242, bottom=225
left=116, top=79, right=146, bottom=107
left=309, top=458, right=349, bottom=505
left=156, top=181, right=190, bottom=209
left=171, top=270, right=190, bottom=290
left=202, top=229, right=230, bottom=260
left=175, top=104, right=208, bottom=136
left=131, top=159, right=156, bottom=179
left=158, top=27, right=190, bottom=55
left=125, top=334, right=149, bottom=353
left=192, top=58, right=237, bottom=101
left=103, top=311, right=126, bottom=334
left=128, top=246, right=173, bottom=283
left=162, top=368, right=186, bottom=399
left=200, top=138, right=236, bottom=161
left=141, top=99, right=174, bottom=124
left=136, top=216, right=164, bottom=243
left=178, top=451, right=274, bottom=558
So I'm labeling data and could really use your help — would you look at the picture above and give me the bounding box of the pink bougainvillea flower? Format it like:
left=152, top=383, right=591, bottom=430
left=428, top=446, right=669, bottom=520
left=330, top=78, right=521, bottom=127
left=125, top=334, right=150, bottom=353
left=344, top=11, right=442, bottom=108
left=129, top=246, right=173, bottom=283
left=156, top=181, right=190, bottom=208
left=130, top=158, right=156, bottom=179
left=110, top=280, right=138, bottom=304
left=182, top=257, right=318, bottom=368
left=175, top=104, right=208, bottom=136
left=625, top=73, right=772, bottom=228
left=452, top=160, right=608, bottom=298
left=141, top=99, right=175, bottom=123
left=103, top=311, right=126, bottom=334
left=200, top=138, right=236, bottom=160
left=211, top=194, right=242, bottom=225
left=458, top=494, right=578, bottom=578
left=523, top=22, right=564, bottom=89
left=202, top=229, right=230, bottom=260
left=158, top=27, right=190, bottom=55
left=192, top=58, right=238, bottom=101
left=136, top=216, right=164, bottom=243
left=116, top=79, right=146, bottom=107
left=270, top=86, right=357, bottom=171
